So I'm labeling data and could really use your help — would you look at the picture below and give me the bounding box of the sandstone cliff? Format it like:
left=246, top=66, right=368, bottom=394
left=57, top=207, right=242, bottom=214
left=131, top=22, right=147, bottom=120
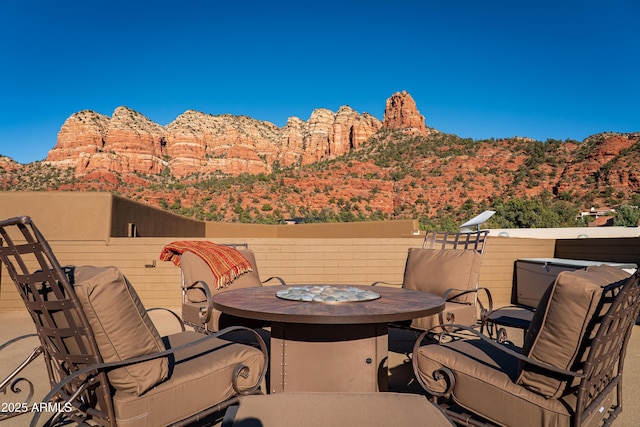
left=46, top=107, right=167, bottom=176
left=3, top=119, right=640, bottom=227
left=45, top=94, right=409, bottom=177
left=382, top=91, right=430, bottom=135
left=26, top=91, right=640, bottom=228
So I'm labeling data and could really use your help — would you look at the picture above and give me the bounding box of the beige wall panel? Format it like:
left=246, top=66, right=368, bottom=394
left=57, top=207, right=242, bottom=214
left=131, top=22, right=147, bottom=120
left=205, top=220, right=418, bottom=239
left=0, top=192, right=112, bottom=240
left=1, top=231, right=560, bottom=311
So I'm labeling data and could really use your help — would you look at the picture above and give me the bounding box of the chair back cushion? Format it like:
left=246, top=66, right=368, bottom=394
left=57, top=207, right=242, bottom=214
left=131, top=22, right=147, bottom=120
left=584, top=263, right=632, bottom=282
left=517, top=265, right=630, bottom=398
left=74, top=266, right=169, bottom=395
left=230, top=249, right=263, bottom=288
left=182, top=249, right=261, bottom=303
left=403, top=248, right=482, bottom=303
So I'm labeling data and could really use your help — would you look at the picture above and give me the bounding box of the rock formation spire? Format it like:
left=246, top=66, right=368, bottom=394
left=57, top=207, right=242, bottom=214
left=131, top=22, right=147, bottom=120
left=382, top=91, right=428, bottom=135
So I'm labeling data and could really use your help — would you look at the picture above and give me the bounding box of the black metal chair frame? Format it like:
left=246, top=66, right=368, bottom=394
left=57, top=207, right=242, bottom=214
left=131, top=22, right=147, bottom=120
left=0, top=216, right=268, bottom=426
left=412, top=269, right=640, bottom=427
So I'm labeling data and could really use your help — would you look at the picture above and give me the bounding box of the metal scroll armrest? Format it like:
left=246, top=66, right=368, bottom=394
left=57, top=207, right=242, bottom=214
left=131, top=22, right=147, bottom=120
left=262, top=276, right=287, bottom=286
left=370, top=281, right=401, bottom=287
left=184, top=279, right=214, bottom=324
left=438, top=287, right=494, bottom=327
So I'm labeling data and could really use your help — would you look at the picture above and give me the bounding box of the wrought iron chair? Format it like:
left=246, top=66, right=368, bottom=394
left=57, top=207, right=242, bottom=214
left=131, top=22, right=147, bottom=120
left=373, top=230, right=492, bottom=332
left=0, top=216, right=268, bottom=426
left=481, top=263, right=632, bottom=343
left=162, top=242, right=286, bottom=334
left=413, top=264, right=640, bottom=427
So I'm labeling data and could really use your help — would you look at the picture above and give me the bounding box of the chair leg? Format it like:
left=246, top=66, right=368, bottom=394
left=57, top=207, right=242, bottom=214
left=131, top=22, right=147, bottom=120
left=0, top=340, right=44, bottom=421
left=483, top=320, right=495, bottom=339
left=496, top=328, right=508, bottom=344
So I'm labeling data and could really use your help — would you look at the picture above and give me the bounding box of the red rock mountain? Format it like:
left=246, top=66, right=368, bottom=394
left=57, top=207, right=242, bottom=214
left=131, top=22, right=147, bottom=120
left=4, top=92, right=640, bottom=228
left=46, top=92, right=426, bottom=178
left=382, top=91, right=429, bottom=135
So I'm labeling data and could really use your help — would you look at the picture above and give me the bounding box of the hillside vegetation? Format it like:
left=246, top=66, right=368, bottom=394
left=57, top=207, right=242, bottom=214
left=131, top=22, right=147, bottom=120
left=2, top=129, right=640, bottom=231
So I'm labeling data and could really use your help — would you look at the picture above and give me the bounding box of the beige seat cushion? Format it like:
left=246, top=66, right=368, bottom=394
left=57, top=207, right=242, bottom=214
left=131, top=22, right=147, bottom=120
left=73, top=266, right=168, bottom=396
left=414, top=339, right=574, bottom=427
left=403, top=248, right=482, bottom=303
left=517, top=265, right=629, bottom=398
left=113, top=331, right=265, bottom=426
left=226, top=392, right=454, bottom=427
left=232, top=249, right=263, bottom=288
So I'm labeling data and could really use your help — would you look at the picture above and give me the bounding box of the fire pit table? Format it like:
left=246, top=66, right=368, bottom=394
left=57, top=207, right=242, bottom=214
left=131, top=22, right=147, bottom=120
left=213, top=285, right=444, bottom=393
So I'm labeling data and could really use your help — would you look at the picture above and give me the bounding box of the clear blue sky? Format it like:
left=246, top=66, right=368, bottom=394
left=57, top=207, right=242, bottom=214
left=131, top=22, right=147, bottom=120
left=1, top=1, right=638, bottom=164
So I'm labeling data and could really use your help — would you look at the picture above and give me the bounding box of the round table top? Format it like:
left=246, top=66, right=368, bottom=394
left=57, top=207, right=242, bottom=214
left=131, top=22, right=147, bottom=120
left=212, top=285, right=445, bottom=325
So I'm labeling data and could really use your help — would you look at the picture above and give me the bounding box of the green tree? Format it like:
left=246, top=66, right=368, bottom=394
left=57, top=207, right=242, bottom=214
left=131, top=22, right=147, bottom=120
left=613, top=205, right=640, bottom=227
left=491, top=197, right=579, bottom=229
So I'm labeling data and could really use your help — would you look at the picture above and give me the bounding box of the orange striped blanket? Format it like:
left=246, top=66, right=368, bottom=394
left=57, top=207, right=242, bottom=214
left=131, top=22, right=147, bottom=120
left=160, top=241, right=253, bottom=289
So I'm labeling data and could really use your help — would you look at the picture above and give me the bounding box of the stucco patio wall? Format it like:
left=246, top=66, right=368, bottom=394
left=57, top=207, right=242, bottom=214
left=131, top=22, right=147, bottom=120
left=0, top=234, right=555, bottom=311
left=1, top=191, right=637, bottom=313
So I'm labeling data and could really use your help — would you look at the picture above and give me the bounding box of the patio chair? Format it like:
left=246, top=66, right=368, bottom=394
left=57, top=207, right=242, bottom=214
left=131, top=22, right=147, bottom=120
left=481, top=263, right=632, bottom=343
left=161, top=241, right=286, bottom=333
left=0, top=216, right=268, bottom=426
left=373, top=230, right=491, bottom=332
left=412, top=264, right=640, bottom=427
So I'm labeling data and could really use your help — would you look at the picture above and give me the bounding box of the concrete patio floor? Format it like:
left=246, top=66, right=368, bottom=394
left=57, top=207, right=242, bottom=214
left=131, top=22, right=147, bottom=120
left=1, top=309, right=639, bottom=426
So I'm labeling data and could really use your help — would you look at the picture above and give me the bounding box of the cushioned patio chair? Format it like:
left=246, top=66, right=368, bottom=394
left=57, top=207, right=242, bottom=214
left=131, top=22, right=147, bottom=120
left=412, top=264, right=640, bottom=427
left=162, top=242, right=286, bottom=333
left=481, top=263, right=632, bottom=343
left=0, top=216, right=268, bottom=426
left=374, top=230, right=491, bottom=332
